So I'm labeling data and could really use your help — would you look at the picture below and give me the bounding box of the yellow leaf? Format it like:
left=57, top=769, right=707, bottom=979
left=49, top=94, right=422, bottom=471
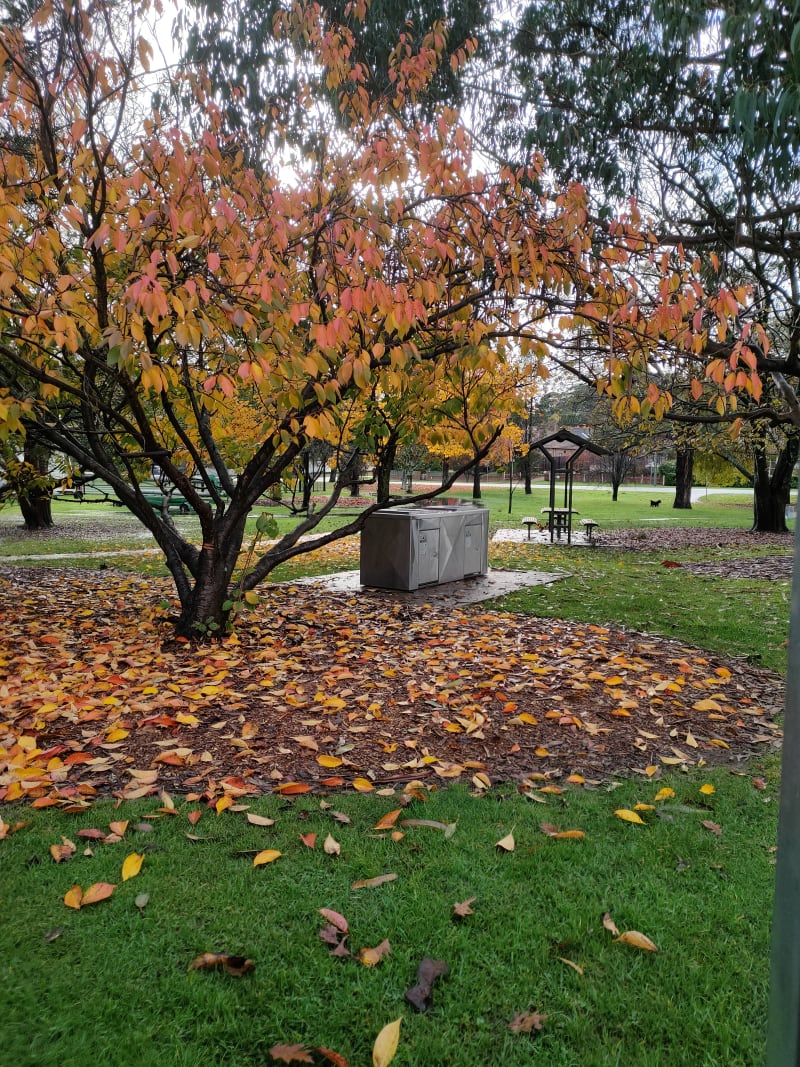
left=317, top=755, right=343, bottom=768
left=352, top=777, right=374, bottom=792
left=654, top=787, right=675, bottom=801
left=253, top=849, right=281, bottom=867
left=517, top=713, right=538, bottom=726
left=693, top=699, right=723, bottom=712
left=614, top=809, right=646, bottom=825
left=551, top=829, right=585, bottom=840
left=644, top=765, right=659, bottom=778
left=373, top=1018, right=402, bottom=1067
left=604, top=675, right=625, bottom=686
left=64, top=884, right=83, bottom=909
left=176, top=713, right=201, bottom=726
left=566, top=774, right=585, bottom=784
left=614, top=930, right=658, bottom=952
left=105, top=728, right=129, bottom=742
left=634, top=804, right=655, bottom=812
left=122, top=853, right=144, bottom=881
left=534, top=746, right=550, bottom=758
left=496, top=832, right=515, bottom=852
left=558, top=957, right=585, bottom=975
left=700, top=784, right=716, bottom=795
left=708, top=739, right=730, bottom=749
left=215, top=796, right=233, bottom=815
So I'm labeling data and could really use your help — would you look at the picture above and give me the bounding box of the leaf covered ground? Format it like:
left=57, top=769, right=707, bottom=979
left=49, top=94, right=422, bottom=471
left=0, top=553, right=783, bottom=808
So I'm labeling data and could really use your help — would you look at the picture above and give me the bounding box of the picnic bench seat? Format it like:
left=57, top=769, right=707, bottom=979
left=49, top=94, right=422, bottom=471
left=520, top=516, right=543, bottom=539
left=579, top=518, right=600, bottom=543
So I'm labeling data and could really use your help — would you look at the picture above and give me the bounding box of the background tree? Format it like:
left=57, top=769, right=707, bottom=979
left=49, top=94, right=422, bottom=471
left=486, top=0, right=800, bottom=529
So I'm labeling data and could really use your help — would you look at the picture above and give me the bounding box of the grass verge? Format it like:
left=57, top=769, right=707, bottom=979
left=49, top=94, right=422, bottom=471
left=1, top=763, right=777, bottom=1067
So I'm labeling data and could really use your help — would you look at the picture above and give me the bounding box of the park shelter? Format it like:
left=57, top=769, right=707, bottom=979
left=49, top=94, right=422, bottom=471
left=530, top=428, right=610, bottom=543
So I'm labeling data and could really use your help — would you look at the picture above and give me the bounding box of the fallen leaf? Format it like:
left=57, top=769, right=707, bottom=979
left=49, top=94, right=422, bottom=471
left=373, top=809, right=402, bottom=831
left=246, top=813, right=276, bottom=827
left=352, top=778, right=375, bottom=792
left=653, top=787, right=675, bottom=801
left=752, top=777, right=767, bottom=791
left=405, top=957, right=449, bottom=1012
left=702, top=820, right=723, bottom=836
left=108, top=820, right=128, bottom=837
left=602, top=912, right=620, bottom=937
left=318, top=908, right=349, bottom=933
left=50, top=837, right=76, bottom=863
left=64, top=884, right=83, bottom=910
left=299, top=833, right=317, bottom=849
left=614, top=809, right=646, bottom=825
left=372, top=1018, right=401, bottom=1067
left=188, top=952, right=254, bottom=976
left=496, top=831, right=515, bottom=852
left=253, top=849, right=282, bottom=866
left=400, top=819, right=456, bottom=838
left=122, top=852, right=144, bottom=881
left=358, top=939, right=391, bottom=966
left=351, top=873, right=398, bottom=890
left=134, top=892, right=150, bottom=914
left=452, top=897, right=476, bottom=918
left=80, top=882, right=116, bottom=906
left=699, top=784, right=715, bottom=796
left=273, top=782, right=313, bottom=795
left=614, top=930, right=658, bottom=952
left=323, top=834, right=341, bottom=856
left=508, top=1010, right=548, bottom=1033
left=558, top=957, right=584, bottom=975
left=215, top=796, right=233, bottom=815
left=269, top=1043, right=314, bottom=1064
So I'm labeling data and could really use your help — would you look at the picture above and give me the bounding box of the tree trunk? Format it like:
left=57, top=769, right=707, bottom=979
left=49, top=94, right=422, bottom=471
left=441, top=458, right=449, bottom=486
left=472, top=462, right=482, bottom=499
left=19, top=494, right=54, bottom=529
left=18, top=441, right=54, bottom=529
left=673, top=447, right=694, bottom=509
left=376, top=438, right=397, bottom=503
left=752, top=433, right=799, bottom=532
left=175, top=526, right=246, bottom=638
left=300, top=451, right=312, bottom=512
left=523, top=452, right=532, bottom=494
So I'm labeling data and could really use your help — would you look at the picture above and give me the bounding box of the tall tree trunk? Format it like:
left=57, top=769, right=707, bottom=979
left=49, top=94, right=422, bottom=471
left=18, top=441, right=53, bottom=529
left=522, top=451, right=532, bottom=494
left=472, top=461, right=482, bottom=499
left=376, top=437, right=397, bottom=503
left=673, top=447, right=694, bottom=509
left=441, top=458, right=449, bottom=486
left=300, top=451, right=312, bottom=512
left=752, top=433, right=799, bottom=532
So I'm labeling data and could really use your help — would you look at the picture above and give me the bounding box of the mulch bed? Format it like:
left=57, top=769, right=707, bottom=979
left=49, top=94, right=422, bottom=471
left=0, top=528, right=785, bottom=805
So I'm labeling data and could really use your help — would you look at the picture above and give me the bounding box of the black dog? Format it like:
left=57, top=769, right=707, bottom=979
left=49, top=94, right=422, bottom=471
left=650, top=499, right=661, bottom=507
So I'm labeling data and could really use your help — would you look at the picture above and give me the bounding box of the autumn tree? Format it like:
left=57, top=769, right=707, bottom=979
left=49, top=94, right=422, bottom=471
left=0, top=0, right=751, bottom=636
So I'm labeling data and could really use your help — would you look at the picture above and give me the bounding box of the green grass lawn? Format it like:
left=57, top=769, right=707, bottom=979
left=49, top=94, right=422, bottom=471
left=0, top=487, right=789, bottom=1065
left=1, top=766, right=778, bottom=1067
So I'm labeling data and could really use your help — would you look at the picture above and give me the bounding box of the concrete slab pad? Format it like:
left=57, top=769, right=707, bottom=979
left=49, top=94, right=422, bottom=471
left=284, top=566, right=567, bottom=606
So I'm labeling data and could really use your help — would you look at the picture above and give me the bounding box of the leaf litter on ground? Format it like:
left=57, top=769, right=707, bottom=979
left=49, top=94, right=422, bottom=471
left=0, top=564, right=783, bottom=806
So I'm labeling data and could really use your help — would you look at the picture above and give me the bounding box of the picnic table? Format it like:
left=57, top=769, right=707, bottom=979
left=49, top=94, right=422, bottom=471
left=541, top=506, right=577, bottom=542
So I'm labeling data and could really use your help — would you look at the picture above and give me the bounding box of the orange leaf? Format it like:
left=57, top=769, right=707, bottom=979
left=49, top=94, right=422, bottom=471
left=108, top=820, right=128, bottom=837
left=373, top=809, right=402, bottom=831
left=81, top=882, right=116, bottom=906
left=299, top=833, right=317, bottom=849
left=273, top=782, right=313, bottom=795
left=64, top=884, right=83, bottom=909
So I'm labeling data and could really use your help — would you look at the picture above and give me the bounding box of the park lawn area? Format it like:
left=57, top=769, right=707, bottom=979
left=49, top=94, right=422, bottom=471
left=0, top=490, right=789, bottom=1065
left=0, top=764, right=778, bottom=1067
